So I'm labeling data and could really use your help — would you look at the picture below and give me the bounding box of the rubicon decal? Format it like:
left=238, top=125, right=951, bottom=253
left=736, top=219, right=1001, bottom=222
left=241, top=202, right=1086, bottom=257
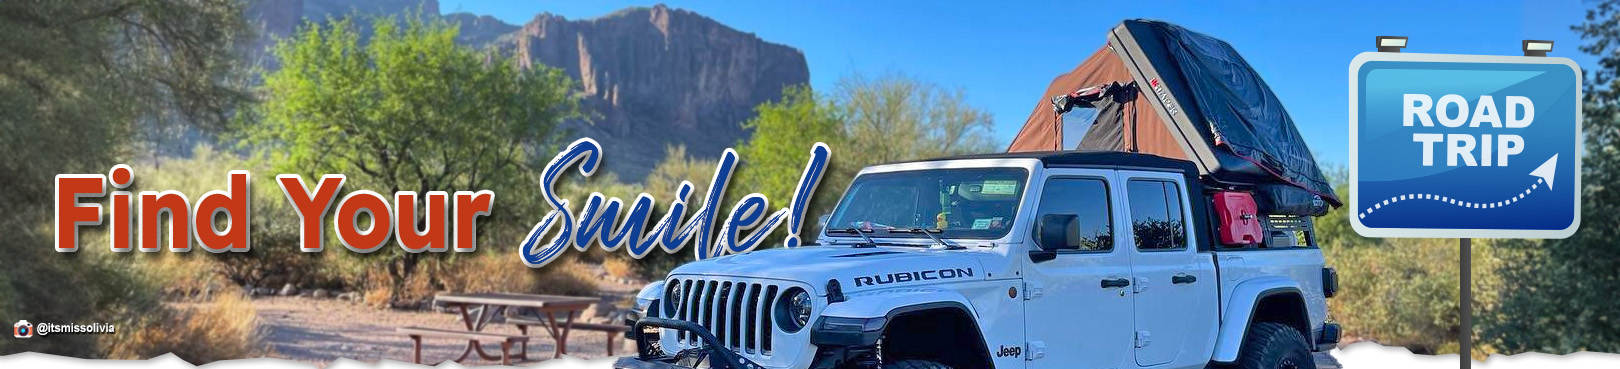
left=853, top=267, right=974, bottom=287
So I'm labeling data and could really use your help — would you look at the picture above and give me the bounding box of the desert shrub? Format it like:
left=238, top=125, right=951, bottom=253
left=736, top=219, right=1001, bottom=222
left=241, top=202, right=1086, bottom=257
left=602, top=256, right=636, bottom=280
left=1323, top=238, right=1459, bottom=354
left=361, top=260, right=439, bottom=308
left=128, top=146, right=319, bottom=289
left=439, top=252, right=599, bottom=297
left=633, top=146, right=719, bottom=280
left=533, top=259, right=600, bottom=296
left=136, top=252, right=236, bottom=300
left=1313, top=165, right=1501, bottom=358
left=0, top=220, right=262, bottom=361
left=0, top=230, right=156, bottom=358
left=104, top=292, right=262, bottom=364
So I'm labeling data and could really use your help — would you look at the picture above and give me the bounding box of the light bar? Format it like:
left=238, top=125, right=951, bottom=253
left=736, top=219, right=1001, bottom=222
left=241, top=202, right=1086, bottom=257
left=1523, top=40, right=1554, bottom=57
left=1377, top=36, right=1408, bottom=52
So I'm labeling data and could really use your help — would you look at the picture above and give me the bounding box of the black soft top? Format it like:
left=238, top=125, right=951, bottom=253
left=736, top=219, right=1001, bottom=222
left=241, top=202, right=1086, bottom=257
left=903, top=150, right=1198, bottom=175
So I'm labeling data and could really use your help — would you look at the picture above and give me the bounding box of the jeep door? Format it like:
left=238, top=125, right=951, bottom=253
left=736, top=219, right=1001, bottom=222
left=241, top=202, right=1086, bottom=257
left=1022, top=169, right=1136, bottom=369
left=1118, top=171, right=1219, bottom=368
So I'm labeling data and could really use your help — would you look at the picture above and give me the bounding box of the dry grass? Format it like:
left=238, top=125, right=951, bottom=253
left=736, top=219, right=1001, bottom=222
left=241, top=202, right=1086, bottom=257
left=103, top=292, right=262, bottom=364
left=602, top=256, right=636, bottom=280
left=355, top=252, right=602, bottom=309
left=533, top=258, right=600, bottom=296
left=440, top=252, right=599, bottom=297
left=361, top=262, right=438, bottom=308
left=134, top=252, right=234, bottom=300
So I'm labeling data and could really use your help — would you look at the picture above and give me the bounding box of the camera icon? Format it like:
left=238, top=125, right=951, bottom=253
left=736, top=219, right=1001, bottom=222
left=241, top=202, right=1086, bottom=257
left=14, top=320, right=31, bottom=338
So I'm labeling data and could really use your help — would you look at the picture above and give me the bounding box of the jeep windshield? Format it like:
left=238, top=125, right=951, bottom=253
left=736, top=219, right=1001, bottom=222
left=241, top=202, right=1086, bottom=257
left=825, top=167, right=1028, bottom=240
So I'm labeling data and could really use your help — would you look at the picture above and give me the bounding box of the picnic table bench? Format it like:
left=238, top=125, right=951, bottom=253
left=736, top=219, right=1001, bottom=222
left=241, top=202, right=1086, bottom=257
left=508, top=317, right=630, bottom=356
left=398, top=292, right=600, bottom=365
left=396, top=326, right=528, bottom=365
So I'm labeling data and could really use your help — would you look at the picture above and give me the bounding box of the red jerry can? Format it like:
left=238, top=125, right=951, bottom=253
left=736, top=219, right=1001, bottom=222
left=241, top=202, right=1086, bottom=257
left=1213, top=191, right=1262, bottom=246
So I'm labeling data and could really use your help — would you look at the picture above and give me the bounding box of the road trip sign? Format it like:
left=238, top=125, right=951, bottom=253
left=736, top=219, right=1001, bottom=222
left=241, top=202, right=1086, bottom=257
left=1349, top=52, right=1581, bottom=239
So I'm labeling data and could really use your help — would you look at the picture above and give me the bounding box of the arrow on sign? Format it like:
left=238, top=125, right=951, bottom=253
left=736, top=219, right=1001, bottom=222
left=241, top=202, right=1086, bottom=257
left=1529, top=154, right=1558, bottom=190
left=1359, top=154, right=1561, bottom=219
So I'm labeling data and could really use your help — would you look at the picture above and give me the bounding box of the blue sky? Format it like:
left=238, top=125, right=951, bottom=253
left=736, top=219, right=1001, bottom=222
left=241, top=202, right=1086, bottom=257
left=440, top=0, right=1597, bottom=166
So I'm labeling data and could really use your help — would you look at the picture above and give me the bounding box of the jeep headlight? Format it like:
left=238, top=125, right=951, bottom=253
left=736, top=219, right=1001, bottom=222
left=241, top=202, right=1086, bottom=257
left=777, top=288, right=813, bottom=332
left=664, top=280, right=684, bottom=315
left=632, top=280, right=665, bottom=320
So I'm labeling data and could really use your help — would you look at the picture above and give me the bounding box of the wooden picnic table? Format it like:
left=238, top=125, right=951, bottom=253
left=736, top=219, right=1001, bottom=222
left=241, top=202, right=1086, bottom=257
left=434, top=292, right=599, bottom=362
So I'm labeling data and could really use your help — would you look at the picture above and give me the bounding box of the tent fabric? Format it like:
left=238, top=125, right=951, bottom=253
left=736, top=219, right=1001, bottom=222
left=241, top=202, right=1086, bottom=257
left=1139, top=20, right=1337, bottom=207
left=1007, top=21, right=1339, bottom=211
left=1006, top=47, right=1184, bottom=159
left=1074, top=84, right=1128, bottom=152
left=1073, top=82, right=1134, bottom=152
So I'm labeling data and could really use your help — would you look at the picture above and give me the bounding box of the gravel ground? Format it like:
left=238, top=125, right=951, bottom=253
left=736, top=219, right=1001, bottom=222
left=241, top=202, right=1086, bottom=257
left=245, top=270, right=1342, bottom=369
left=255, top=297, right=632, bottom=367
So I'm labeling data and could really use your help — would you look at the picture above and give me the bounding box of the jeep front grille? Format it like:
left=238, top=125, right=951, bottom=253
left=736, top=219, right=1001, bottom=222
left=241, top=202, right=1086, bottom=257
left=669, top=277, right=781, bottom=354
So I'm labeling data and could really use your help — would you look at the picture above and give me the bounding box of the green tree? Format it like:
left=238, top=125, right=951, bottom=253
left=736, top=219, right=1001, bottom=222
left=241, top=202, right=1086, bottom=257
left=732, top=73, right=997, bottom=251
left=243, top=14, right=579, bottom=301
left=1481, top=0, right=1620, bottom=354
left=0, top=0, right=252, bottom=358
left=735, top=86, right=847, bottom=235
left=0, top=0, right=250, bottom=206
left=633, top=146, right=721, bottom=279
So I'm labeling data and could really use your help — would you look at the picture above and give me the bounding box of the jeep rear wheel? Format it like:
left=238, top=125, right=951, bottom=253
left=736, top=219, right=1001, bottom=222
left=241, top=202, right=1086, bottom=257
left=1231, top=322, right=1313, bottom=369
left=883, top=360, right=953, bottom=369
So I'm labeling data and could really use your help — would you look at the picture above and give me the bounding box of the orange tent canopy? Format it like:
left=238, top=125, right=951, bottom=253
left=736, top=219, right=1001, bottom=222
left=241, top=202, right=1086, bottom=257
left=1005, top=46, right=1185, bottom=161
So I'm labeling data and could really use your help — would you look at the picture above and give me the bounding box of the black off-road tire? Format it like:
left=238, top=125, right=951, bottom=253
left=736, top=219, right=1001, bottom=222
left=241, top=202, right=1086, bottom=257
left=883, top=360, right=953, bottom=369
left=1231, top=322, right=1314, bottom=369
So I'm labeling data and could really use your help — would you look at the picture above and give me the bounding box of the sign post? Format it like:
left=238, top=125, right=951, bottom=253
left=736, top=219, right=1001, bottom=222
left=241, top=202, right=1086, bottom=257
left=1350, top=40, right=1582, bottom=369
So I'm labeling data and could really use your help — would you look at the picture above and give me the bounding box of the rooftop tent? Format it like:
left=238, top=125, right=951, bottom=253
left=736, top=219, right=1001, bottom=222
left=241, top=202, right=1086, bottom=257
left=1007, top=46, right=1185, bottom=159
left=1008, top=19, right=1341, bottom=213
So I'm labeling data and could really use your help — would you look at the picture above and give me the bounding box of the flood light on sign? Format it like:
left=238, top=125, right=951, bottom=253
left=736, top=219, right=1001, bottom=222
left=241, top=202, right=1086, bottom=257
left=1524, top=40, right=1554, bottom=57
left=1377, top=36, right=1408, bottom=52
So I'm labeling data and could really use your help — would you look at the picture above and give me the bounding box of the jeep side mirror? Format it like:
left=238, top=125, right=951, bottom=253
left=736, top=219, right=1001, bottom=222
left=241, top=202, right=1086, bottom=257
left=1030, top=213, right=1080, bottom=263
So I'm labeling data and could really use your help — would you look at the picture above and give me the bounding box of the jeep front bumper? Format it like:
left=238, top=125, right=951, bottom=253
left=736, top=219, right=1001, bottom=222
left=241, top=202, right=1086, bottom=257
left=615, top=318, right=769, bottom=369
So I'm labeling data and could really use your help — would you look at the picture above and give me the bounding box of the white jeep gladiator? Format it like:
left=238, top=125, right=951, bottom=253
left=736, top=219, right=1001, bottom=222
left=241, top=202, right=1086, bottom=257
left=616, top=151, right=1339, bottom=369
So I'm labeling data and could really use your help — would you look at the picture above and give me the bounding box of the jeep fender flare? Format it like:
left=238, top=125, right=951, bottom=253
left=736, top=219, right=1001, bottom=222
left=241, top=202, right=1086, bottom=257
left=814, top=288, right=994, bottom=368
left=815, top=288, right=986, bottom=348
left=1210, top=276, right=1310, bottom=363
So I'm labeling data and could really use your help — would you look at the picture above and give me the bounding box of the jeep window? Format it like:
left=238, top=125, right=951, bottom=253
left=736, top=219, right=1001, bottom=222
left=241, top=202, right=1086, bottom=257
left=1127, top=179, right=1188, bottom=250
left=826, top=168, right=1027, bottom=240
left=1032, top=177, right=1113, bottom=252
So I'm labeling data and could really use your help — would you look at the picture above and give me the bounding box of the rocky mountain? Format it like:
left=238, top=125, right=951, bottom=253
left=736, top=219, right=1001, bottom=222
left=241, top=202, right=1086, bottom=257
left=506, top=5, right=809, bottom=177
left=245, top=1, right=809, bottom=179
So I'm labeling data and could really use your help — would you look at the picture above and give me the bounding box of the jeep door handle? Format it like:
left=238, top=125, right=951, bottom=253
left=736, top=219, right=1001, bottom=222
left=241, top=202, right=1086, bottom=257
left=1100, top=278, right=1131, bottom=288
left=1172, top=274, right=1197, bottom=284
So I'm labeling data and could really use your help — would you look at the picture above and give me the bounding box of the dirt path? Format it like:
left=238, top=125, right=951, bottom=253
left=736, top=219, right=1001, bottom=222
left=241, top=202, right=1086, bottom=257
left=256, top=296, right=630, bottom=367
left=245, top=263, right=1341, bottom=368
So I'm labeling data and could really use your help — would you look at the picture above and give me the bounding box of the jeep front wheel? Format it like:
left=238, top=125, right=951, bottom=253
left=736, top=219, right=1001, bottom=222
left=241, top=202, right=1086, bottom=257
left=883, top=360, right=953, bottom=369
left=1231, top=322, right=1313, bottom=369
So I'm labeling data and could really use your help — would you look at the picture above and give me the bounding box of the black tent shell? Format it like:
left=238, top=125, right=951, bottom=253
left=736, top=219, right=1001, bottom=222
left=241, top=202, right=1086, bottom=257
left=1107, top=20, right=1339, bottom=210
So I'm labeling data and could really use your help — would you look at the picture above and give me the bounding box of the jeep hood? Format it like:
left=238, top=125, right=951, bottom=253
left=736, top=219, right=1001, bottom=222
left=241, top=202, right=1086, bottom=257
left=667, top=246, right=990, bottom=295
